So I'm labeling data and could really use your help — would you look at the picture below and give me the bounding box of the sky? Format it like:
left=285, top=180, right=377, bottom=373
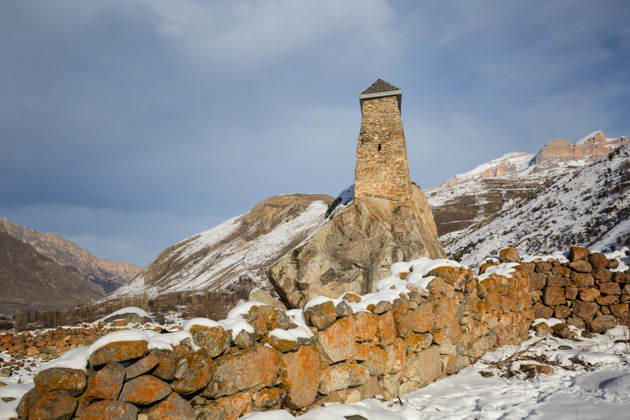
left=1, top=0, right=629, bottom=267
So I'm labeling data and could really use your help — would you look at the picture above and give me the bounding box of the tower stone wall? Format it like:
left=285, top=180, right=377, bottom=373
left=354, top=92, right=412, bottom=205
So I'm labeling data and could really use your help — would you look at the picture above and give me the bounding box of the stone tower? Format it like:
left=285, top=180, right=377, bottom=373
left=354, top=79, right=412, bottom=205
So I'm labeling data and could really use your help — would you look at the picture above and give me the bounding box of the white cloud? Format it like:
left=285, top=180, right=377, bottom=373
left=146, top=0, right=400, bottom=72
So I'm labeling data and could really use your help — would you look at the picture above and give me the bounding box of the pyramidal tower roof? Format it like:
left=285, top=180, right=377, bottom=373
left=359, top=79, right=402, bottom=111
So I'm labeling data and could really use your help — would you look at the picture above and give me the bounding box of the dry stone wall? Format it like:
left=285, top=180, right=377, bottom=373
left=15, top=257, right=538, bottom=420
left=11, top=246, right=628, bottom=419
left=523, top=246, right=629, bottom=332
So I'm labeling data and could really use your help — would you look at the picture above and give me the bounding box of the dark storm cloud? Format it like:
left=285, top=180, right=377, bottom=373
left=1, top=0, right=628, bottom=265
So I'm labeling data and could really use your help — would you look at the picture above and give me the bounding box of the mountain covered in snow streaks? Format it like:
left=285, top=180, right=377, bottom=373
left=106, top=194, right=333, bottom=300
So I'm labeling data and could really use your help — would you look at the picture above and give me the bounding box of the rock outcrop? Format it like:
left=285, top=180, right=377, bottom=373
left=0, top=218, right=141, bottom=293
left=269, top=186, right=445, bottom=308
left=533, top=130, right=628, bottom=171
left=269, top=80, right=445, bottom=308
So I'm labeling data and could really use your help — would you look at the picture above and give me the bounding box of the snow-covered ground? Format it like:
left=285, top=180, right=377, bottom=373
left=243, top=323, right=630, bottom=420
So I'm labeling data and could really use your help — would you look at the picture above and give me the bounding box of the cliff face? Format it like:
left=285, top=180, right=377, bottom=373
left=0, top=218, right=141, bottom=293
left=0, top=228, right=105, bottom=313
left=534, top=130, right=628, bottom=171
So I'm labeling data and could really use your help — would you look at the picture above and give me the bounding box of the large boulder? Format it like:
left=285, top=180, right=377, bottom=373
left=268, top=186, right=445, bottom=308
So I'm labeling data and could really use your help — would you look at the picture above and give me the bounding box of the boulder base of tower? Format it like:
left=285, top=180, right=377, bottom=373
left=268, top=184, right=446, bottom=308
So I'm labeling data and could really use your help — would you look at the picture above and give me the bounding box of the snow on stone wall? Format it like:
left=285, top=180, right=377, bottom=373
left=10, top=246, right=629, bottom=419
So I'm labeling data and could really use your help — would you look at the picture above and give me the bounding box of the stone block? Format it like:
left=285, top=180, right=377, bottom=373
left=81, top=401, right=137, bottom=420
left=411, top=303, right=435, bottom=333
left=145, top=392, right=196, bottom=420
left=571, top=272, right=595, bottom=288
left=353, top=342, right=386, bottom=376
left=568, top=246, right=589, bottom=261
left=384, top=338, right=406, bottom=374
left=34, top=368, right=87, bottom=397
left=28, top=390, right=77, bottom=420
left=554, top=305, right=571, bottom=319
left=304, top=301, right=337, bottom=331
left=171, top=349, right=214, bottom=395
left=377, top=312, right=398, bottom=346
left=499, top=247, right=520, bottom=262
left=189, top=325, right=230, bottom=358
left=125, top=353, right=159, bottom=380
left=280, top=345, right=321, bottom=409
left=565, top=287, right=579, bottom=300
left=588, top=253, right=608, bottom=269
left=590, top=315, right=618, bottom=333
left=569, top=260, right=593, bottom=273
left=208, top=345, right=281, bottom=397
left=599, top=282, right=621, bottom=295
left=354, top=311, right=378, bottom=342
left=82, top=362, right=125, bottom=401
left=547, top=275, right=570, bottom=288
left=543, top=287, right=566, bottom=306
left=596, top=295, right=618, bottom=306
left=88, top=340, right=148, bottom=367
left=593, top=268, right=612, bottom=283
left=402, top=346, right=441, bottom=389
left=573, top=301, right=599, bottom=319
left=150, top=349, right=176, bottom=381
left=319, top=363, right=370, bottom=395
left=315, top=316, right=356, bottom=363
left=119, top=375, right=171, bottom=405
left=610, top=303, right=629, bottom=318
left=579, top=287, right=601, bottom=302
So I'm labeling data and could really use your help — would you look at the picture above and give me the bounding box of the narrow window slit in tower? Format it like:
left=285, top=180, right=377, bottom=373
left=378, top=144, right=382, bottom=151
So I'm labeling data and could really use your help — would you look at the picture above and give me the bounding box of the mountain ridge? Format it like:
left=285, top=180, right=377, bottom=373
left=0, top=228, right=105, bottom=314
left=0, top=217, right=141, bottom=293
left=432, top=138, right=630, bottom=266
left=426, top=130, right=628, bottom=238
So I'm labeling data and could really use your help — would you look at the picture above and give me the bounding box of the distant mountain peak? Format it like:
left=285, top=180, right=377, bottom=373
left=0, top=218, right=141, bottom=293
left=426, top=130, right=628, bottom=242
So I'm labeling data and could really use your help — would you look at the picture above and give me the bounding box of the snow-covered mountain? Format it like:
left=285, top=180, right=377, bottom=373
left=427, top=130, right=627, bottom=238
left=104, top=194, right=332, bottom=301
left=443, top=142, right=630, bottom=266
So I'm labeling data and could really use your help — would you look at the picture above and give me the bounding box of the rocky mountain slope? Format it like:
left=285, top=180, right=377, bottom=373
left=0, top=227, right=105, bottom=314
left=105, top=194, right=333, bottom=301
left=427, top=130, right=628, bottom=237
left=443, top=142, right=630, bottom=266
left=0, top=218, right=141, bottom=293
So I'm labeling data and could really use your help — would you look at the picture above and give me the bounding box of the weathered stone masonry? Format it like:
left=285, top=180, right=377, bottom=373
left=354, top=80, right=412, bottom=205
left=523, top=246, right=630, bottom=332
